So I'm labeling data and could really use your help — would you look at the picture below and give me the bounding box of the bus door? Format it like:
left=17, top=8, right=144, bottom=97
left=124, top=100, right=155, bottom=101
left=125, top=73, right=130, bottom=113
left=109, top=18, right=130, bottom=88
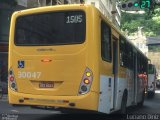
left=111, top=38, right=118, bottom=110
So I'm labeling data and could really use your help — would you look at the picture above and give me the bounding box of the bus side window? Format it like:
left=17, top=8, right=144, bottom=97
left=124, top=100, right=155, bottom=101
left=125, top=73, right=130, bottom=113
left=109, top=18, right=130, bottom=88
left=119, top=36, right=127, bottom=67
left=101, top=21, right=111, bottom=62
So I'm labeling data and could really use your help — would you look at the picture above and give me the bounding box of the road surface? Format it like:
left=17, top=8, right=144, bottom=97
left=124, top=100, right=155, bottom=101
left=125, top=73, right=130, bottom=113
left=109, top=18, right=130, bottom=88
left=1, top=90, right=160, bottom=120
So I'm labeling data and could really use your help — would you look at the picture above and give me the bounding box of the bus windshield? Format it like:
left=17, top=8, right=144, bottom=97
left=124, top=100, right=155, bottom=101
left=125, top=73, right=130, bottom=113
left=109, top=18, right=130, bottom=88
left=14, top=11, right=86, bottom=46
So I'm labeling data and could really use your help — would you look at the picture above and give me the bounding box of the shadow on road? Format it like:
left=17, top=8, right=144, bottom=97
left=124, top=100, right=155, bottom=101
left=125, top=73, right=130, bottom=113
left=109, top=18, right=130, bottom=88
left=37, top=114, right=126, bottom=120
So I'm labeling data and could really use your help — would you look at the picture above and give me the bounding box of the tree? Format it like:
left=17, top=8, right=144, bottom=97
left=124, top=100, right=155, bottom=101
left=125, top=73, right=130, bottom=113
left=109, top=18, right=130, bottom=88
left=120, top=1, right=160, bottom=52
left=120, top=7, right=160, bottom=37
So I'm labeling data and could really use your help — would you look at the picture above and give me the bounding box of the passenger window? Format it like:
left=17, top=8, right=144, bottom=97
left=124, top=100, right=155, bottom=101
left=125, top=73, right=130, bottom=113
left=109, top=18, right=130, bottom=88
left=120, top=37, right=127, bottom=67
left=101, top=21, right=111, bottom=62
left=120, top=36, right=134, bottom=69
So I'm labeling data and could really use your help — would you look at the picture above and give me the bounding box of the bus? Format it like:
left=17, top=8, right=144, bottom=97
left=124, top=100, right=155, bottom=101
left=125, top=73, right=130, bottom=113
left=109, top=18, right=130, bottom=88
left=147, top=64, right=156, bottom=97
left=8, top=4, right=148, bottom=114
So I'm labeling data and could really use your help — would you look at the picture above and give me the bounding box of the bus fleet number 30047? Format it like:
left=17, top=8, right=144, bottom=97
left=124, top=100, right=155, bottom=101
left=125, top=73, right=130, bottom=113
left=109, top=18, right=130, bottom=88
left=18, top=71, right=41, bottom=79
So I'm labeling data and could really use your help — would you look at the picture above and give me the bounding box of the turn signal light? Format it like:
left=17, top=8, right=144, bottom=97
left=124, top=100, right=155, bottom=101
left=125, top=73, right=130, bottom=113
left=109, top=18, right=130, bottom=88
left=84, top=79, right=90, bottom=84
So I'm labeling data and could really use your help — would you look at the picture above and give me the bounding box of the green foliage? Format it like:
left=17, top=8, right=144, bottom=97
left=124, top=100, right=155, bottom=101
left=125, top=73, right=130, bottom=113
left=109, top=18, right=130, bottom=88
left=120, top=6, right=160, bottom=52
left=120, top=7, right=160, bottom=37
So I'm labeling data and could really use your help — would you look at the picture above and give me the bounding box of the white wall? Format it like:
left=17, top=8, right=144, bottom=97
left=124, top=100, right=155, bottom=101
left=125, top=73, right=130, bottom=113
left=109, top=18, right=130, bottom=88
left=85, top=0, right=112, bottom=21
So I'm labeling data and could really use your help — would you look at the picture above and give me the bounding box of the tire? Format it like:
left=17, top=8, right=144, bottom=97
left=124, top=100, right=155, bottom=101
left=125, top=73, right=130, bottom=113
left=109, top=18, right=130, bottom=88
left=120, top=91, right=127, bottom=114
left=138, top=90, right=145, bottom=107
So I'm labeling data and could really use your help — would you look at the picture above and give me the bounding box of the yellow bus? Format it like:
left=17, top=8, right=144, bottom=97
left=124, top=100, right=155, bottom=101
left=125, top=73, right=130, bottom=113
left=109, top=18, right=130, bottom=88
left=8, top=4, right=148, bottom=114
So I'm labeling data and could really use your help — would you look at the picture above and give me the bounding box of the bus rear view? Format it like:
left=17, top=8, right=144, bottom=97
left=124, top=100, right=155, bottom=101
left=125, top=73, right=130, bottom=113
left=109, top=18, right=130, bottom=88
left=8, top=5, right=99, bottom=111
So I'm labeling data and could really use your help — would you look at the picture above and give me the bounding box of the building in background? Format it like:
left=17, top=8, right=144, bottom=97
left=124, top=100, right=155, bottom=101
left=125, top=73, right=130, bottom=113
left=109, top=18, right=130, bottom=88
left=85, top=0, right=112, bottom=21
left=16, top=0, right=84, bottom=7
left=17, top=0, right=121, bottom=28
left=85, top=0, right=121, bottom=29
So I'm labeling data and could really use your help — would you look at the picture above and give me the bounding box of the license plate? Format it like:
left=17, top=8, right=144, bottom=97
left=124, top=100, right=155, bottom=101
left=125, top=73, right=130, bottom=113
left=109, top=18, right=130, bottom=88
left=39, top=82, right=54, bottom=88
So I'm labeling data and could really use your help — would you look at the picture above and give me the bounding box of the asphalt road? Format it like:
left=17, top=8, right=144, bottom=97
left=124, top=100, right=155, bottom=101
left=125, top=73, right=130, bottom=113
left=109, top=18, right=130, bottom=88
left=127, top=90, right=160, bottom=114
left=1, top=90, right=160, bottom=120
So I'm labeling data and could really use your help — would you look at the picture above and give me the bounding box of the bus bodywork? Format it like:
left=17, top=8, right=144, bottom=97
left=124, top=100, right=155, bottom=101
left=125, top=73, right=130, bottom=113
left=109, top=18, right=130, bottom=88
left=8, top=4, right=147, bottom=114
